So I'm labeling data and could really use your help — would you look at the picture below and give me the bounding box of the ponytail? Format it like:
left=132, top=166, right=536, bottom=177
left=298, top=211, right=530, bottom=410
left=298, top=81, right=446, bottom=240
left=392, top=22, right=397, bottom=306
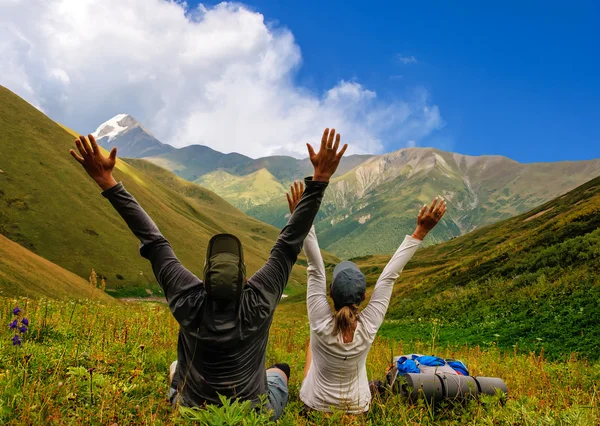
left=333, top=304, right=359, bottom=338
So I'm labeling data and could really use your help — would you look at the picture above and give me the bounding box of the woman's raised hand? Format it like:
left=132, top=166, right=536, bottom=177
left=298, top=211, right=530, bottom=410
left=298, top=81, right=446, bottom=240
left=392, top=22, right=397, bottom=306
left=412, top=196, right=447, bottom=240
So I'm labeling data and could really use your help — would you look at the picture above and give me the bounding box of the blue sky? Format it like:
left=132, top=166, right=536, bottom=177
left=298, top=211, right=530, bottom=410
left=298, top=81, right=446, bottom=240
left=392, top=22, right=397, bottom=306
left=196, top=0, right=599, bottom=162
left=3, top=0, right=598, bottom=161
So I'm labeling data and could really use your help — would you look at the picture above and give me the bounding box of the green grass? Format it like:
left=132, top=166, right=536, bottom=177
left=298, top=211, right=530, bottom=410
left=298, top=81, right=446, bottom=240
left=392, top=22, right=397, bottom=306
left=1, top=298, right=598, bottom=425
left=195, top=168, right=287, bottom=210
left=0, top=235, right=113, bottom=303
left=0, top=85, right=313, bottom=298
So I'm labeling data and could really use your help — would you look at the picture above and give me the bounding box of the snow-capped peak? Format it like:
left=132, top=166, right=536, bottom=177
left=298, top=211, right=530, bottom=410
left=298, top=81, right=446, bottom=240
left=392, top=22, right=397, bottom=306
left=92, top=114, right=135, bottom=143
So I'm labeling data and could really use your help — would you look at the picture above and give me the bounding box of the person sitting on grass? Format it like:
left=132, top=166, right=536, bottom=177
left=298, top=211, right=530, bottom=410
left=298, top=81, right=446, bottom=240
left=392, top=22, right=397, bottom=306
left=69, top=128, right=347, bottom=420
left=285, top=182, right=446, bottom=414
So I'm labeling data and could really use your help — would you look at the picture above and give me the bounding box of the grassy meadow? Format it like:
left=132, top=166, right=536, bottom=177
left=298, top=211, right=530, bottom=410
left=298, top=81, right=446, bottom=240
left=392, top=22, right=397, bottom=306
left=1, top=297, right=598, bottom=425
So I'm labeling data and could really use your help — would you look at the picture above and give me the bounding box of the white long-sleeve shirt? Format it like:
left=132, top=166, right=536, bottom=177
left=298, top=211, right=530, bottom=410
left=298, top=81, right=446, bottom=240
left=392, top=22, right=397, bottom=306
left=299, top=227, right=421, bottom=413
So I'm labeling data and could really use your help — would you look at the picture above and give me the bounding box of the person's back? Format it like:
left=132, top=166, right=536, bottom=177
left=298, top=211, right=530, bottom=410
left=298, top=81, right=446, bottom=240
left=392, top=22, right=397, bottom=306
left=68, top=128, right=348, bottom=419
left=172, top=298, right=274, bottom=406
left=295, top=194, right=447, bottom=413
left=301, top=313, right=374, bottom=412
left=171, top=268, right=297, bottom=406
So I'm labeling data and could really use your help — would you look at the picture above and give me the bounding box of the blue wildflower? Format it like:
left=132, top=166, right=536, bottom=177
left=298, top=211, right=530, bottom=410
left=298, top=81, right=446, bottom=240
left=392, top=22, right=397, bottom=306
left=12, top=307, right=21, bottom=315
left=9, top=319, right=18, bottom=330
left=21, top=318, right=29, bottom=326
left=12, top=335, right=21, bottom=346
left=19, top=326, right=28, bottom=334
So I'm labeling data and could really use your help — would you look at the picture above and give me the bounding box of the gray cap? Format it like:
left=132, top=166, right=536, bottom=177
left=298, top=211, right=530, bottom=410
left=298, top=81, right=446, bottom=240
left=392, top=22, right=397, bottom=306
left=331, top=261, right=366, bottom=310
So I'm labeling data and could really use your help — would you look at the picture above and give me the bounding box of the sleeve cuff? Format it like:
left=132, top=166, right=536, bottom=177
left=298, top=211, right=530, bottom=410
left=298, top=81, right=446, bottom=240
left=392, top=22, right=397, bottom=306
left=101, top=181, right=124, bottom=199
left=304, top=176, right=329, bottom=189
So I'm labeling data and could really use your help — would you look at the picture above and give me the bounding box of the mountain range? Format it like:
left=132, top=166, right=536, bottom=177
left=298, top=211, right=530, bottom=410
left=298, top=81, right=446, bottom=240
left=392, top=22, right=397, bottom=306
left=93, top=114, right=600, bottom=258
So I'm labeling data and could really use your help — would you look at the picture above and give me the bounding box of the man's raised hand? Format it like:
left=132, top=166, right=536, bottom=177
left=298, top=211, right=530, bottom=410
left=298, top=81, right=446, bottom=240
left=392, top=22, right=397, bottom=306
left=307, top=128, right=348, bottom=182
left=286, top=180, right=305, bottom=214
left=69, top=134, right=118, bottom=191
left=411, top=196, right=447, bottom=241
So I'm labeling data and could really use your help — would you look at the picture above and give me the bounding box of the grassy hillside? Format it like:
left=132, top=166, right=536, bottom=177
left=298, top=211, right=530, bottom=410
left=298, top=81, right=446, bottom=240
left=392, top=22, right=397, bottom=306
left=144, top=144, right=252, bottom=181
left=351, top=175, right=600, bottom=360
left=0, top=86, right=313, bottom=297
left=119, top=158, right=252, bottom=216
left=195, top=168, right=287, bottom=210
left=0, top=235, right=113, bottom=302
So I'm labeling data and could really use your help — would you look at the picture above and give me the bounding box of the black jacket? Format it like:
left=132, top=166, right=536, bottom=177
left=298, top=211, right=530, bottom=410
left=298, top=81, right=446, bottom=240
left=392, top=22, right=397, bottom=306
left=102, top=177, right=327, bottom=406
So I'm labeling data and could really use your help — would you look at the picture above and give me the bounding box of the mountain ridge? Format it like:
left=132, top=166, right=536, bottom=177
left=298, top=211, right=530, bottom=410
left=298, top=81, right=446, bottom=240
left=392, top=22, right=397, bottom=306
left=93, top=114, right=174, bottom=157
left=91, top=115, right=600, bottom=258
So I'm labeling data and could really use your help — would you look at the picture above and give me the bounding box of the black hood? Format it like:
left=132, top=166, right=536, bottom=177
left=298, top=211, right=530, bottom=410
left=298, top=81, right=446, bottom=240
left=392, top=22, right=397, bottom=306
left=204, top=234, right=246, bottom=312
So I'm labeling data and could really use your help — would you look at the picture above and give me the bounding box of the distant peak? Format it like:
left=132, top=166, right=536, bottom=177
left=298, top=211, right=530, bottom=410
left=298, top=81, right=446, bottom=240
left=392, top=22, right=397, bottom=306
left=92, top=114, right=142, bottom=143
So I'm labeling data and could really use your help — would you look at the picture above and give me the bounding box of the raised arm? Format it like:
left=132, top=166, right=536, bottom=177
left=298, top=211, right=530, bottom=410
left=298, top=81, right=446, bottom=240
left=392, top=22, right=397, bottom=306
left=288, top=182, right=331, bottom=328
left=360, top=197, right=447, bottom=336
left=69, top=135, right=204, bottom=328
left=247, top=129, right=347, bottom=310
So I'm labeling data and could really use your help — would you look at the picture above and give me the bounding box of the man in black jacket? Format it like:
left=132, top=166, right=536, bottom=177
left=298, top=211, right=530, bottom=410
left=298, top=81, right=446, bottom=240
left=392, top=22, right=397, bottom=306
left=69, top=128, right=347, bottom=420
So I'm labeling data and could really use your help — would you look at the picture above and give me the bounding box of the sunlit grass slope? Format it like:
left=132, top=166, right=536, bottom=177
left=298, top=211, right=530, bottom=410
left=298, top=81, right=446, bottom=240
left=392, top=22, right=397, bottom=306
left=195, top=168, right=287, bottom=210
left=0, top=86, right=319, bottom=297
left=0, top=235, right=113, bottom=302
left=353, top=176, right=600, bottom=360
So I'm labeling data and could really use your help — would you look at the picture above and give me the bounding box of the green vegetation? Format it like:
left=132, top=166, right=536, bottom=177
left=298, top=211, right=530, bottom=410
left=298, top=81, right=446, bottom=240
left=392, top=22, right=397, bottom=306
left=357, top=176, right=600, bottom=360
left=0, top=86, right=311, bottom=297
left=0, top=235, right=113, bottom=303
left=1, top=298, right=598, bottom=425
left=195, top=168, right=287, bottom=210
left=144, top=145, right=251, bottom=182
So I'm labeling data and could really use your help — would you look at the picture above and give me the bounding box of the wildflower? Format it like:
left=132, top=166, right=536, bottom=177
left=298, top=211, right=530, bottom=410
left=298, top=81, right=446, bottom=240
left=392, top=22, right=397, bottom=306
left=12, top=307, right=21, bottom=315
left=12, top=335, right=21, bottom=346
left=21, top=318, right=29, bottom=326
left=19, top=326, right=28, bottom=334
left=9, top=320, right=18, bottom=330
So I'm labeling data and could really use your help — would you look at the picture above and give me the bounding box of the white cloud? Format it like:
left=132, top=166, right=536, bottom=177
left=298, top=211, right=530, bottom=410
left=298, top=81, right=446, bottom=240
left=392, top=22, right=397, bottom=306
left=397, top=55, right=418, bottom=64
left=0, top=0, right=442, bottom=158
